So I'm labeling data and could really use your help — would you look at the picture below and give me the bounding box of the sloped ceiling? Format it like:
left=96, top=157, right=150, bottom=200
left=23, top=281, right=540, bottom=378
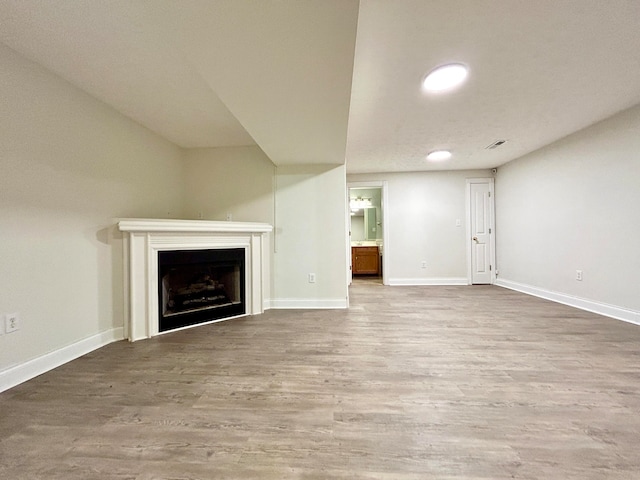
left=1, top=0, right=640, bottom=172
left=0, top=0, right=359, bottom=165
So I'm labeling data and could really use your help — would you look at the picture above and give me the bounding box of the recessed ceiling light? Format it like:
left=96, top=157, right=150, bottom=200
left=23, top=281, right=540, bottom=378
left=422, top=63, right=468, bottom=93
left=426, top=150, right=452, bottom=162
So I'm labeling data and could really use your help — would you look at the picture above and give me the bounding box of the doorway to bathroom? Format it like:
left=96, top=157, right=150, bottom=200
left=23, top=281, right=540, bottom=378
left=347, top=181, right=389, bottom=285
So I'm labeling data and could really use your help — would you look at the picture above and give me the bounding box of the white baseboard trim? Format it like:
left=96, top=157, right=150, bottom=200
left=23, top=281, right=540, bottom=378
left=387, top=277, right=468, bottom=286
left=263, top=298, right=272, bottom=310
left=270, top=298, right=348, bottom=309
left=0, top=327, right=124, bottom=393
left=496, top=279, right=640, bottom=326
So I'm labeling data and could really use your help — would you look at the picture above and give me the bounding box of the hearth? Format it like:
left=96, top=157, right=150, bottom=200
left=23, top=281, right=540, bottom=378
left=158, top=248, right=245, bottom=332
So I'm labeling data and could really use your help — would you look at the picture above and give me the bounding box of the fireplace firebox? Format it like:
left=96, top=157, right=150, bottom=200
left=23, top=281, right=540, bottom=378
left=158, top=248, right=245, bottom=332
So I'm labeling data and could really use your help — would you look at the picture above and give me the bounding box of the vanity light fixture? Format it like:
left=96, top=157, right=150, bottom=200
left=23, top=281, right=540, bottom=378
left=350, top=197, right=372, bottom=211
left=422, top=63, right=468, bottom=93
left=426, top=150, right=452, bottom=162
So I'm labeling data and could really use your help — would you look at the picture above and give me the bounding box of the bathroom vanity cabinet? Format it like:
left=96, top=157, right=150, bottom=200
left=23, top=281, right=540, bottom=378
left=351, top=246, right=380, bottom=275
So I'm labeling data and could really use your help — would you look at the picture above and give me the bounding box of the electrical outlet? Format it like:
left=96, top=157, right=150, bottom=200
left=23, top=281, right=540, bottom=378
left=456, top=219, right=462, bottom=227
left=308, top=273, right=316, bottom=283
left=421, top=261, right=427, bottom=269
left=576, top=270, right=583, bottom=281
left=5, top=312, right=19, bottom=333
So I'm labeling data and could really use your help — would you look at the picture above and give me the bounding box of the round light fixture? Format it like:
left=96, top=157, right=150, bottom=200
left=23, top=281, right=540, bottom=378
left=422, top=63, right=468, bottom=93
left=427, top=150, right=452, bottom=162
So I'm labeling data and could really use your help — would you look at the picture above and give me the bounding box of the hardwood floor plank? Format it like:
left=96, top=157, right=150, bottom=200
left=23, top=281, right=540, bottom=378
left=1, top=282, right=640, bottom=479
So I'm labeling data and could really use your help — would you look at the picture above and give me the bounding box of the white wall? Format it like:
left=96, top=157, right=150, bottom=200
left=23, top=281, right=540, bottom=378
left=273, top=165, right=349, bottom=307
left=348, top=170, right=493, bottom=284
left=0, top=44, right=184, bottom=387
left=182, top=146, right=276, bottom=304
left=496, top=105, right=640, bottom=318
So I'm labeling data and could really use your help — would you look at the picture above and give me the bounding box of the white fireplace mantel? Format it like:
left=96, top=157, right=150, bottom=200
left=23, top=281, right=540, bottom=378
left=118, top=219, right=272, bottom=341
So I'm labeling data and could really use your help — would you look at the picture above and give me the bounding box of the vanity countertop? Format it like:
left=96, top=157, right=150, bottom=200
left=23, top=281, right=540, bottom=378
left=351, top=241, right=380, bottom=247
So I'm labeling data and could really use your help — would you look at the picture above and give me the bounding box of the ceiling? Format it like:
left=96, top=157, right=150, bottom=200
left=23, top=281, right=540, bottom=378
left=2, top=0, right=640, bottom=173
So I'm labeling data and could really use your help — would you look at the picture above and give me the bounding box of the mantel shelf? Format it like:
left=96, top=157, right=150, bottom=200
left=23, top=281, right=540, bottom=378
left=118, top=218, right=272, bottom=234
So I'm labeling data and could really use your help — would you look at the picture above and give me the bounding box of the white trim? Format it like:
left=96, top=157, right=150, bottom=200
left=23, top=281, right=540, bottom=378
left=118, top=218, right=272, bottom=234
left=270, top=298, right=348, bottom=309
left=381, top=182, right=390, bottom=286
left=496, top=279, right=640, bottom=326
left=344, top=180, right=352, bottom=297
left=387, top=277, right=468, bottom=286
left=0, top=327, right=124, bottom=393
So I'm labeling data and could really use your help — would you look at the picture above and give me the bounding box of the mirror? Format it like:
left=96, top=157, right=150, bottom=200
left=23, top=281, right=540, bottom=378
left=364, top=207, right=379, bottom=240
left=349, top=187, right=383, bottom=241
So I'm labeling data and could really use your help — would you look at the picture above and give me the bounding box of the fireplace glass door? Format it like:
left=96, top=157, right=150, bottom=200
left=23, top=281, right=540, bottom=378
left=158, top=248, right=245, bottom=332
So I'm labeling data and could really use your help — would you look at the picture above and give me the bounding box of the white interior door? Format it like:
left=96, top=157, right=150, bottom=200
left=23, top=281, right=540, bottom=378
left=470, top=181, right=493, bottom=284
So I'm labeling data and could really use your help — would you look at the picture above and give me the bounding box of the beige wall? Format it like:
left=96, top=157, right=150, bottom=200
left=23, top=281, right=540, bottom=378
left=273, top=165, right=349, bottom=307
left=183, top=146, right=276, bottom=223
left=496, top=104, right=640, bottom=314
left=348, top=170, right=493, bottom=283
left=0, top=44, right=184, bottom=378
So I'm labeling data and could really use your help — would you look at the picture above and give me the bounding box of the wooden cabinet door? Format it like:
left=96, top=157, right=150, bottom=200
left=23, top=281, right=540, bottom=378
left=352, top=246, right=379, bottom=274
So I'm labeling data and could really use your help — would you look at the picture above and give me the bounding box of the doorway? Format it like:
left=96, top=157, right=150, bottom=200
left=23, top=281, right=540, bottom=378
left=466, top=178, right=496, bottom=284
left=347, top=181, right=389, bottom=285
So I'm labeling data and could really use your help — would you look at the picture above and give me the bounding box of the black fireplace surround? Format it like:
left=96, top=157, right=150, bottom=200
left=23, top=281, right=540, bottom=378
left=158, top=248, right=246, bottom=332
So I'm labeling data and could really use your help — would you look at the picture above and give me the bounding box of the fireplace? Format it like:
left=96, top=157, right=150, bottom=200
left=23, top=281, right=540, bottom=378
left=118, top=219, right=272, bottom=341
left=158, top=248, right=245, bottom=332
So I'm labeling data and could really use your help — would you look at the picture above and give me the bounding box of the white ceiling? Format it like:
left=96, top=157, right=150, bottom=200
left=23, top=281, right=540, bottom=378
left=1, top=0, right=640, bottom=173
left=347, top=0, right=640, bottom=173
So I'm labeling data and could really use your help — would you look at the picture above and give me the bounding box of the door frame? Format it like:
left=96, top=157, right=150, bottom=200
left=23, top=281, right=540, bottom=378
left=465, top=178, right=496, bottom=285
left=347, top=181, right=389, bottom=285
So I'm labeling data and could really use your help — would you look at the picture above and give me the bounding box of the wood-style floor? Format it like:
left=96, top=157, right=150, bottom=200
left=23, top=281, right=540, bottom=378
left=1, top=282, right=640, bottom=479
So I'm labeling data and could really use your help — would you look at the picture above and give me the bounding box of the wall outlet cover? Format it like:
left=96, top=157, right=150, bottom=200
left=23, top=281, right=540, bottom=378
left=5, top=312, right=19, bottom=333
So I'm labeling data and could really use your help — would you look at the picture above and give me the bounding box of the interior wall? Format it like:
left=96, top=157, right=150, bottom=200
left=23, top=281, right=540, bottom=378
left=183, top=146, right=276, bottom=222
left=0, top=44, right=184, bottom=377
left=348, top=170, right=493, bottom=284
left=273, top=165, right=349, bottom=307
left=496, top=104, right=640, bottom=314
left=182, top=146, right=276, bottom=304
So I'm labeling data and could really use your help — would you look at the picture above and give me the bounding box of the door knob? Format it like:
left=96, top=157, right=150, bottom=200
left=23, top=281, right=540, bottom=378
left=472, top=236, right=478, bottom=242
